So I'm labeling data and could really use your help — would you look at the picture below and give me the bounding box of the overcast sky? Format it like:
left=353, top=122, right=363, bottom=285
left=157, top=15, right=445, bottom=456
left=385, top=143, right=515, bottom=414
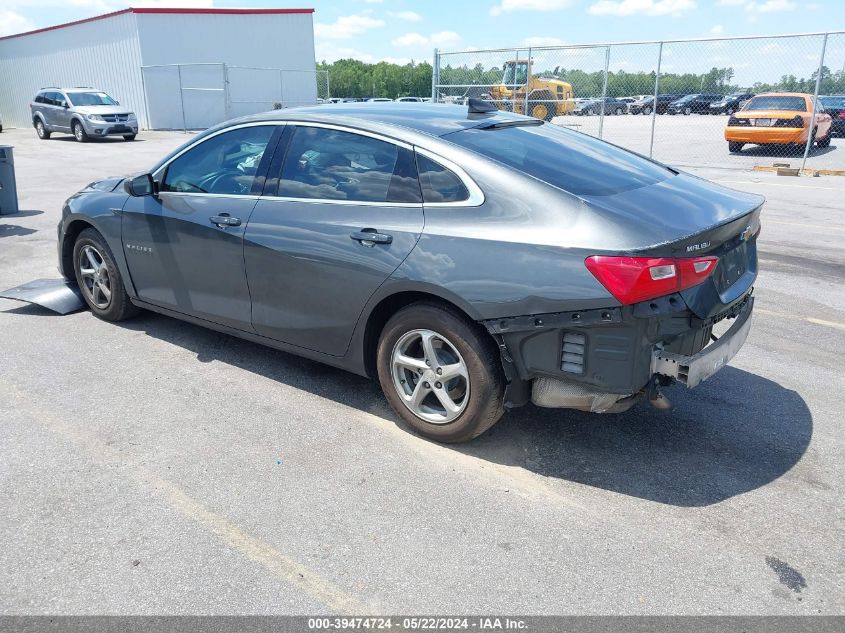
left=2, top=1, right=843, bottom=83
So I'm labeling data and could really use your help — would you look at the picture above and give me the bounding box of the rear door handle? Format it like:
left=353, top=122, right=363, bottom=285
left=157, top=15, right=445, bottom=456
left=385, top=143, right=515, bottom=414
left=350, top=229, right=392, bottom=245
left=210, top=214, right=241, bottom=228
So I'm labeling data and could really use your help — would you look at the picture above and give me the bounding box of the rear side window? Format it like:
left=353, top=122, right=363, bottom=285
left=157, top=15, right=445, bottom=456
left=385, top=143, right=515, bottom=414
left=446, top=123, right=672, bottom=196
left=416, top=154, right=469, bottom=203
left=277, top=126, right=421, bottom=204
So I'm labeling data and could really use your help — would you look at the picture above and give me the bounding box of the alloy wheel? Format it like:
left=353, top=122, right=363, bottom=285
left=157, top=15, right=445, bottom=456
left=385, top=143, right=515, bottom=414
left=77, top=245, right=112, bottom=309
left=74, top=123, right=83, bottom=141
left=390, top=329, right=469, bottom=424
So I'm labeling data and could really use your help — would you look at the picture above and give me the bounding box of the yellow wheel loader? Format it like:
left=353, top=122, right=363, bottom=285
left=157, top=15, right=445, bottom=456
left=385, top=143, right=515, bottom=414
left=487, top=59, right=574, bottom=121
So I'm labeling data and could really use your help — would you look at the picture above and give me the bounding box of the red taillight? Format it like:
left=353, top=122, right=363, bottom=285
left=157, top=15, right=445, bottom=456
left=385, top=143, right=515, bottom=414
left=585, top=255, right=718, bottom=305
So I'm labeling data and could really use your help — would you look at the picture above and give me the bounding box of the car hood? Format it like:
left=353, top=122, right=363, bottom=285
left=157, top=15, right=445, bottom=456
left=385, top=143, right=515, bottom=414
left=577, top=171, right=764, bottom=251
left=80, top=176, right=125, bottom=193
left=74, top=105, right=131, bottom=116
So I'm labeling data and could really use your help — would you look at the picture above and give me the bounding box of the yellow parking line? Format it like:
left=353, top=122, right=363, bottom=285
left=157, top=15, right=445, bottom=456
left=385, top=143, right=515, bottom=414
left=0, top=383, right=371, bottom=615
left=764, top=219, right=845, bottom=232
left=755, top=308, right=845, bottom=331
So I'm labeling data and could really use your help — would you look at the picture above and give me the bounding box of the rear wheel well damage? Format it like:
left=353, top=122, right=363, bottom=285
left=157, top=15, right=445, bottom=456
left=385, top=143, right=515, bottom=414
left=362, top=291, right=505, bottom=381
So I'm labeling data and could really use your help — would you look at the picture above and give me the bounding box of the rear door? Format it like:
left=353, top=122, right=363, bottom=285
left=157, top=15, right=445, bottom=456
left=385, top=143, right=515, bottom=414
left=122, top=123, right=281, bottom=330
left=244, top=123, right=424, bottom=356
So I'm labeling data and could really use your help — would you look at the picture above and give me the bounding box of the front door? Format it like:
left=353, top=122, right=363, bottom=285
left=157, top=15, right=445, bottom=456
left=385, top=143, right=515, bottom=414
left=122, top=124, right=281, bottom=330
left=244, top=124, right=424, bottom=356
left=54, top=92, right=72, bottom=131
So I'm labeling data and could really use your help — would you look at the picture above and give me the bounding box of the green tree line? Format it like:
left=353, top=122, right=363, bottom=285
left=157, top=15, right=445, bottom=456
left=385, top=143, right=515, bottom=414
left=317, top=59, right=433, bottom=99
left=318, top=58, right=845, bottom=100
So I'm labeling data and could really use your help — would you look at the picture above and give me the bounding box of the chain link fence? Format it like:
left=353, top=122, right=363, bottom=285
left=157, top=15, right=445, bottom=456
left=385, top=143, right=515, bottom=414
left=141, top=63, right=330, bottom=131
left=434, top=32, right=845, bottom=172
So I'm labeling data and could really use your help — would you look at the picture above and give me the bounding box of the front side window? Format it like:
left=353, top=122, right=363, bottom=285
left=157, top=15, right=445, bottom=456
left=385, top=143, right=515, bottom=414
left=743, top=96, right=807, bottom=112
left=67, top=92, right=118, bottom=107
left=416, top=154, right=469, bottom=203
left=276, top=126, right=421, bottom=204
left=162, top=126, right=275, bottom=195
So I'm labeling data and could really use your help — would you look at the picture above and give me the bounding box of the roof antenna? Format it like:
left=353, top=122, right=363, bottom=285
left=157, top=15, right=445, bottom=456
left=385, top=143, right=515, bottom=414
left=467, top=98, right=498, bottom=114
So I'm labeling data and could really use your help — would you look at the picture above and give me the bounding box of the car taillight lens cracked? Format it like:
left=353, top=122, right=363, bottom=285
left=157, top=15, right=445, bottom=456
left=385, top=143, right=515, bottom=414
left=585, top=255, right=718, bottom=305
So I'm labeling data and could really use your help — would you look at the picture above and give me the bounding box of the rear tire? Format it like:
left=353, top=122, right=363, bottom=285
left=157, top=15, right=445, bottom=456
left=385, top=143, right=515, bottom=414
left=615, top=107, right=624, bottom=115
left=684, top=107, right=692, bottom=115
left=376, top=302, right=505, bottom=443
left=35, top=119, right=51, bottom=139
left=643, top=106, right=653, bottom=115
left=73, top=228, right=140, bottom=322
left=530, top=102, right=555, bottom=122
left=728, top=142, right=744, bottom=153
left=72, top=120, right=89, bottom=143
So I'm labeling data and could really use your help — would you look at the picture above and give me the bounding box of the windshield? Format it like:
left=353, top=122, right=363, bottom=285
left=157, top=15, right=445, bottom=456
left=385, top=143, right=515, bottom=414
left=743, top=95, right=806, bottom=112
left=820, top=96, right=845, bottom=108
left=502, top=62, right=528, bottom=87
left=67, top=92, right=118, bottom=107
left=446, top=122, right=673, bottom=196
left=676, top=95, right=697, bottom=102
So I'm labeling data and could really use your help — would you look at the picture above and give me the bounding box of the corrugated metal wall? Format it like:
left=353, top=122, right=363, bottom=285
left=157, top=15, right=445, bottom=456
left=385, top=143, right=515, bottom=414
left=0, top=12, right=147, bottom=129
left=136, top=12, right=317, bottom=129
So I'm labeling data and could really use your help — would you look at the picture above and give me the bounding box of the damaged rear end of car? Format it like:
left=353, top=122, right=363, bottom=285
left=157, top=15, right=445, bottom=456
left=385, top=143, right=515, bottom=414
left=439, top=119, right=763, bottom=414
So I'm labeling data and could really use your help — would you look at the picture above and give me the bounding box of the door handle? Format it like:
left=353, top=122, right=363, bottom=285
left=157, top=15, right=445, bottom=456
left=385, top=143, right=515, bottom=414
left=350, top=229, right=392, bottom=245
left=210, top=214, right=241, bottom=228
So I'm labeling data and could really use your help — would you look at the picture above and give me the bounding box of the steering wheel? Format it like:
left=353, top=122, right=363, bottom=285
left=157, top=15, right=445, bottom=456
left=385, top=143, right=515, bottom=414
left=205, top=171, right=249, bottom=195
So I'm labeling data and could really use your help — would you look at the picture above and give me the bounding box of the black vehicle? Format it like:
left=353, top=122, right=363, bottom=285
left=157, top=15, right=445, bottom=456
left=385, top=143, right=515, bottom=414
left=820, top=95, right=845, bottom=136
left=709, top=92, right=755, bottom=115
left=667, top=94, right=723, bottom=115
left=573, top=97, right=629, bottom=116
left=44, top=102, right=761, bottom=443
left=628, top=94, right=680, bottom=115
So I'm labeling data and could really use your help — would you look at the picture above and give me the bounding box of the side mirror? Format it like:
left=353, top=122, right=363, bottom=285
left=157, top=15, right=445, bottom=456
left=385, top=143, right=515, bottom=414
left=124, top=173, right=156, bottom=197
left=62, top=102, right=69, bottom=109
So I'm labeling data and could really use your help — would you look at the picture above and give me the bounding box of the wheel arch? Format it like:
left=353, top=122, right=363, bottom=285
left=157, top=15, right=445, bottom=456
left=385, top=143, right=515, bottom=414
left=358, top=287, right=489, bottom=379
left=61, top=218, right=99, bottom=279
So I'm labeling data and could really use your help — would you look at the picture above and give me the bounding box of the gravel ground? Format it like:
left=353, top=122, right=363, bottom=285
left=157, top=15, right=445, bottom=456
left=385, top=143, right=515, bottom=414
left=0, top=126, right=843, bottom=615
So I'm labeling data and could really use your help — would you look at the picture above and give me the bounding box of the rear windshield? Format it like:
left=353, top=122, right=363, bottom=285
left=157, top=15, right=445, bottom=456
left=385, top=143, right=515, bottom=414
left=744, top=95, right=806, bottom=112
left=67, top=92, right=118, bottom=107
left=446, top=123, right=673, bottom=196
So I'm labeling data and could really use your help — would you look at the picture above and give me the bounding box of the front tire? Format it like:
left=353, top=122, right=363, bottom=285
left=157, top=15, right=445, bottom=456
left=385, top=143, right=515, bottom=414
left=35, top=119, right=51, bottom=139
left=643, top=106, right=653, bottom=115
left=73, top=228, right=140, bottom=321
left=72, top=120, right=89, bottom=143
left=377, top=302, right=505, bottom=443
left=123, top=134, right=137, bottom=141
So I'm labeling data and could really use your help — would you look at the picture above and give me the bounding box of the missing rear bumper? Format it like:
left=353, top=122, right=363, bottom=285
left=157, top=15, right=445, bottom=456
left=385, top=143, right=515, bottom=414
left=652, top=296, right=754, bottom=388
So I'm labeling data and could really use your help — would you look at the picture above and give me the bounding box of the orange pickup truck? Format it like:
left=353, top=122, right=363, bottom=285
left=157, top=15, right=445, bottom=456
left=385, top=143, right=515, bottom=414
left=724, top=92, right=832, bottom=153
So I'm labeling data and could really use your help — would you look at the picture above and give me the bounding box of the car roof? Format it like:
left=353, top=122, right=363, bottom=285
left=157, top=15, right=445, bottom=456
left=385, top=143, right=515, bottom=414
left=233, top=102, right=528, bottom=139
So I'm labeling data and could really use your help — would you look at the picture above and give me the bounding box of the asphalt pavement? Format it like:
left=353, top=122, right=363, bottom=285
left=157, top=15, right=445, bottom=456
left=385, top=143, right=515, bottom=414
left=0, top=127, right=843, bottom=615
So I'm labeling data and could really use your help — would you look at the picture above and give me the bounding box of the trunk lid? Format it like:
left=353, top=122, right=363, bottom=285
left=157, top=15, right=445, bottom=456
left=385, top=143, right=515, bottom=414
left=581, top=173, right=763, bottom=319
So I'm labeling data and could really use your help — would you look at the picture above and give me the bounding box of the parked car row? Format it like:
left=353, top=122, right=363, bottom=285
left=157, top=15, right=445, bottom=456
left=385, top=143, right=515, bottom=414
left=320, top=97, right=432, bottom=104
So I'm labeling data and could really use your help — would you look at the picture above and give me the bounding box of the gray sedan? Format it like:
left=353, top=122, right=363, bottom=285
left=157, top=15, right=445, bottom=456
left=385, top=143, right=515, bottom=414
left=55, top=102, right=762, bottom=442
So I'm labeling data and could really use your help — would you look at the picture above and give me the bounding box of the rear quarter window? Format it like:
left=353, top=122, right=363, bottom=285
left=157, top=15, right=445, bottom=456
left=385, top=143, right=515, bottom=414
left=446, top=123, right=672, bottom=196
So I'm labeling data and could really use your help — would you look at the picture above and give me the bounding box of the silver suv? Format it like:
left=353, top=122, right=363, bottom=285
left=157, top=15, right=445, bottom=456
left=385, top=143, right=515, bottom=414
left=30, top=88, right=138, bottom=142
